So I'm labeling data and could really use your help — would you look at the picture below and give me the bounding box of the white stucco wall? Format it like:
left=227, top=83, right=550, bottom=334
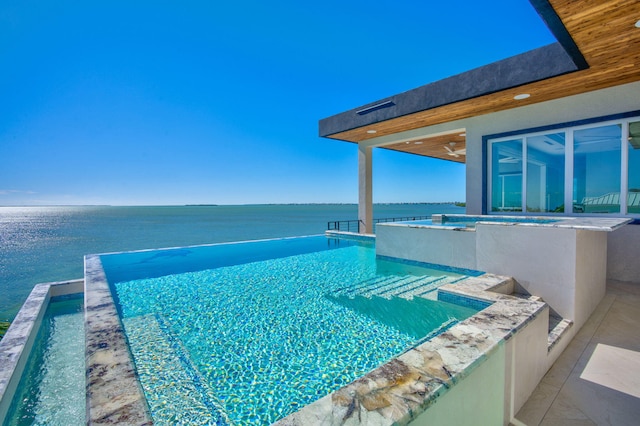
left=411, top=344, right=505, bottom=426
left=476, top=225, right=607, bottom=329
left=476, top=225, right=579, bottom=320
left=376, top=225, right=476, bottom=270
left=504, top=306, right=550, bottom=421
left=607, top=224, right=640, bottom=282
left=574, top=230, right=608, bottom=326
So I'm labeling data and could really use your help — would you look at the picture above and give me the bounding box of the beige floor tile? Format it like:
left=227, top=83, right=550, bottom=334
left=606, top=280, right=640, bottom=297
left=580, top=343, right=640, bottom=399
left=566, top=294, right=615, bottom=353
left=541, top=294, right=615, bottom=389
left=591, top=301, right=640, bottom=351
left=550, top=347, right=640, bottom=425
left=542, top=343, right=587, bottom=389
left=514, top=381, right=561, bottom=426
left=543, top=390, right=593, bottom=422
left=539, top=418, right=596, bottom=426
left=550, top=300, right=640, bottom=425
left=528, top=282, right=640, bottom=426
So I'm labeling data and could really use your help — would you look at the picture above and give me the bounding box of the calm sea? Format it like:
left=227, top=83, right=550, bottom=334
left=0, top=204, right=464, bottom=320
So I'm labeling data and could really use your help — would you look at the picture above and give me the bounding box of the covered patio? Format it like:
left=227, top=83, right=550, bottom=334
left=319, top=0, right=640, bottom=233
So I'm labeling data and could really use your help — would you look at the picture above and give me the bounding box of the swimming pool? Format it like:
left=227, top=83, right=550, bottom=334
left=98, top=236, right=483, bottom=425
left=400, top=214, right=560, bottom=228
left=3, top=294, right=84, bottom=426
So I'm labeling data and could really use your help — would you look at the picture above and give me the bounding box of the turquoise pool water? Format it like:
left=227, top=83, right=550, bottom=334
left=4, top=295, right=84, bottom=426
left=403, top=215, right=560, bottom=228
left=103, top=236, right=481, bottom=425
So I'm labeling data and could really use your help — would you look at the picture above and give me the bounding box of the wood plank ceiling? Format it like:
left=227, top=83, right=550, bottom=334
left=384, top=132, right=467, bottom=163
left=327, top=0, right=640, bottom=163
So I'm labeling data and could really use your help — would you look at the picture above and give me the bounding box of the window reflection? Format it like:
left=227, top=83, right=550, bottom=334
left=573, top=125, right=621, bottom=214
left=526, top=133, right=565, bottom=213
left=491, top=139, right=522, bottom=212
left=628, top=121, right=640, bottom=214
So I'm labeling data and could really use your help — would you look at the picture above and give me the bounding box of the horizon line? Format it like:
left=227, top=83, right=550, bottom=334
left=0, top=201, right=466, bottom=208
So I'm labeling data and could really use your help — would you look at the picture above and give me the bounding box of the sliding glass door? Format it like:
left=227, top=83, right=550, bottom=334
left=488, top=115, right=640, bottom=217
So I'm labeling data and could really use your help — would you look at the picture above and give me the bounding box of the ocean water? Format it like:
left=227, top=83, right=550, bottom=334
left=0, top=204, right=464, bottom=320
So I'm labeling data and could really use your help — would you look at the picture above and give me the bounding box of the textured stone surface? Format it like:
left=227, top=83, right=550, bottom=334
left=85, top=255, right=152, bottom=425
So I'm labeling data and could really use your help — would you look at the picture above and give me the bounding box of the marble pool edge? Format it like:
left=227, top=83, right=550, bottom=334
left=84, top=254, right=153, bottom=426
left=84, top=249, right=547, bottom=426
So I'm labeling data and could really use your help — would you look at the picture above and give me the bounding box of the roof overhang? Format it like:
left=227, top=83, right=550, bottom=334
left=319, top=0, right=640, bottom=162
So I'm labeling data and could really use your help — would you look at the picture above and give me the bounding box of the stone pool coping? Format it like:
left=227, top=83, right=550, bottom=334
left=84, top=255, right=153, bottom=425
left=0, top=279, right=84, bottom=422
left=85, top=248, right=548, bottom=425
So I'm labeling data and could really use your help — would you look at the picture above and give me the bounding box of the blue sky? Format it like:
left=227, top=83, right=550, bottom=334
left=0, top=0, right=555, bottom=206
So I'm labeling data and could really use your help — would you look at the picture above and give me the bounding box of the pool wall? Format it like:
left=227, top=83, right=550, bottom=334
left=376, top=224, right=477, bottom=270
left=0, top=279, right=83, bottom=423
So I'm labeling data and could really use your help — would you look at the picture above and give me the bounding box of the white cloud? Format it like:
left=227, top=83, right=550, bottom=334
left=0, top=189, right=37, bottom=195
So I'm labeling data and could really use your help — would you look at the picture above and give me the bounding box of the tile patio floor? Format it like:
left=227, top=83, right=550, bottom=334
left=513, top=279, right=640, bottom=426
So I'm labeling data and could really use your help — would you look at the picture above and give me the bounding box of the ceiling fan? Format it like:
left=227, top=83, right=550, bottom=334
left=444, top=142, right=466, bottom=157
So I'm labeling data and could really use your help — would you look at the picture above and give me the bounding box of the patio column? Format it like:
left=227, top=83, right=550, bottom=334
left=358, top=143, right=373, bottom=234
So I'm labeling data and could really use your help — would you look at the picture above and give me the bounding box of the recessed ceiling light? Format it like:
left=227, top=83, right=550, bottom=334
left=366, top=130, right=377, bottom=134
left=514, top=93, right=530, bottom=100
left=414, top=141, right=423, bottom=145
left=459, top=133, right=466, bottom=137
left=636, top=20, right=640, bottom=28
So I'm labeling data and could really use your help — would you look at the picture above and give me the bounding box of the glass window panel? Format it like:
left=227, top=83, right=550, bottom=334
left=491, top=139, right=522, bottom=212
left=628, top=121, right=640, bottom=214
left=526, top=133, right=565, bottom=213
left=573, top=124, right=622, bottom=214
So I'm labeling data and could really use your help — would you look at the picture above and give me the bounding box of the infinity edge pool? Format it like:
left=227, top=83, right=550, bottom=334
left=84, top=235, right=548, bottom=425
left=0, top=235, right=552, bottom=425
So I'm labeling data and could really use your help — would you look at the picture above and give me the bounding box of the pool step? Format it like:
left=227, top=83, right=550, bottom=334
left=511, top=292, right=574, bottom=353
left=326, top=294, right=462, bottom=343
left=122, top=314, right=233, bottom=425
left=410, top=276, right=465, bottom=299
left=336, top=274, right=463, bottom=300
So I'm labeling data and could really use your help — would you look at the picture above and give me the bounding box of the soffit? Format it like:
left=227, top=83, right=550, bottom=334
left=321, top=0, right=640, bottom=158
left=383, top=132, right=467, bottom=163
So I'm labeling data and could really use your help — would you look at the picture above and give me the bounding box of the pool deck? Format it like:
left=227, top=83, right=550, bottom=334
left=514, top=279, right=640, bottom=426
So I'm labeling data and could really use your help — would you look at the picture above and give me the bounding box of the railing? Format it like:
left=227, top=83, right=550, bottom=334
left=327, top=215, right=431, bottom=233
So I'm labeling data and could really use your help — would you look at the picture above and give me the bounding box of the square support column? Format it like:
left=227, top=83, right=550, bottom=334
left=358, top=144, right=373, bottom=234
